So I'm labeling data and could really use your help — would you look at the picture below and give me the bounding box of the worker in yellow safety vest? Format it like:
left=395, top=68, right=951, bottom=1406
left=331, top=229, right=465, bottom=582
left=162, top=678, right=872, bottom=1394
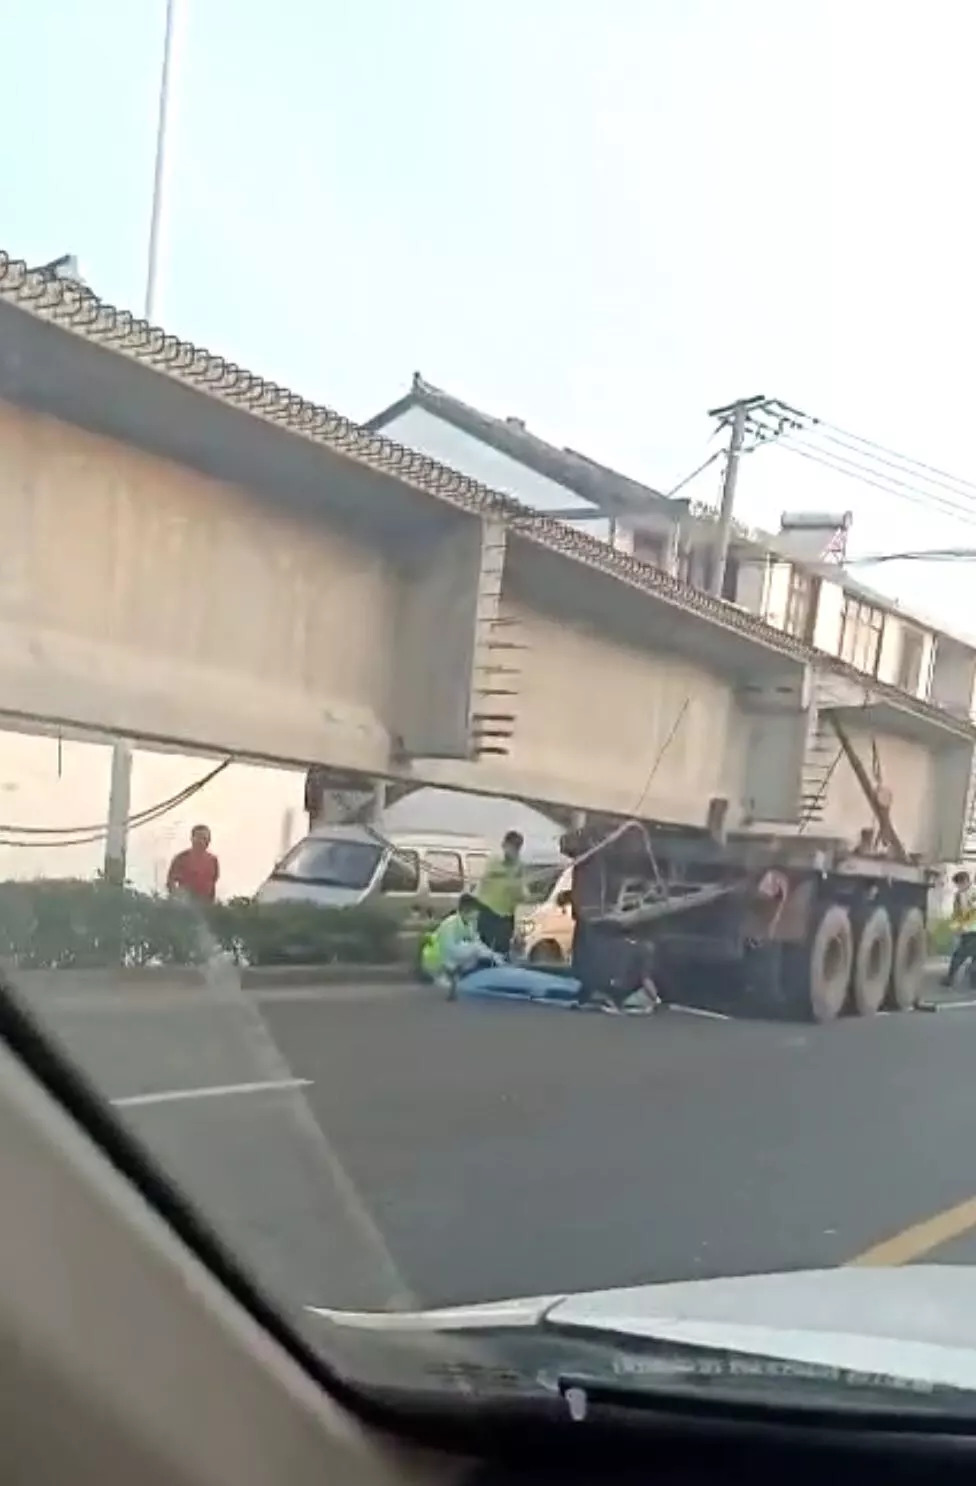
left=943, top=870, right=976, bottom=988
left=420, top=893, right=500, bottom=999
left=475, top=831, right=527, bottom=957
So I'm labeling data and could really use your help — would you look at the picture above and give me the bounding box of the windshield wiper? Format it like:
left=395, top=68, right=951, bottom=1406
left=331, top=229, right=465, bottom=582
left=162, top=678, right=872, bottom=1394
left=309, top=1303, right=976, bottom=1433
left=553, top=1354, right=976, bottom=1427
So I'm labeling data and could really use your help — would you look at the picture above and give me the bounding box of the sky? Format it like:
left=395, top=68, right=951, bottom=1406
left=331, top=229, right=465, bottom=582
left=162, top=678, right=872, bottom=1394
left=3, top=0, right=976, bottom=628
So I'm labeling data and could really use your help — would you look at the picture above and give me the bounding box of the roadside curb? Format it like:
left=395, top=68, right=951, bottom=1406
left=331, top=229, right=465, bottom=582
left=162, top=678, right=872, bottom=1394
left=13, top=963, right=414, bottom=994
left=242, top=963, right=411, bottom=989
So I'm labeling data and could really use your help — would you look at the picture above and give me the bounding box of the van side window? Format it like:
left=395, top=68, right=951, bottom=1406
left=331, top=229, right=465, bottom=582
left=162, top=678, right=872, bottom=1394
left=380, top=850, right=420, bottom=893
left=425, top=850, right=464, bottom=894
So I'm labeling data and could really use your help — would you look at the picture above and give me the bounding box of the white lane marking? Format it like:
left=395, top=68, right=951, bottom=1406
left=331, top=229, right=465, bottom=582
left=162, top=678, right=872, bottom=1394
left=667, top=1004, right=731, bottom=1021
left=111, top=1077, right=312, bottom=1109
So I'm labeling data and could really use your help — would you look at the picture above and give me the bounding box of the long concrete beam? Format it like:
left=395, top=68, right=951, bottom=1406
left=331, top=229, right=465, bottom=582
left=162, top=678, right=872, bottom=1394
left=0, top=248, right=972, bottom=853
left=0, top=248, right=967, bottom=743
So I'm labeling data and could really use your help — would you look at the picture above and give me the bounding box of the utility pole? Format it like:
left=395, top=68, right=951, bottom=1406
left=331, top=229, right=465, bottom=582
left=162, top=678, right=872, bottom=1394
left=104, top=0, right=178, bottom=886
left=706, top=394, right=765, bottom=599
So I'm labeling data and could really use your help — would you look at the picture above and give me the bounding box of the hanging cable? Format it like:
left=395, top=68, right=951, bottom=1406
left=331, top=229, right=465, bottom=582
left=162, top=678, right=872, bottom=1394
left=0, top=759, right=232, bottom=848
left=775, top=434, right=976, bottom=527
left=665, top=451, right=722, bottom=498
left=359, top=699, right=693, bottom=892
left=779, top=404, right=976, bottom=502
left=846, top=546, right=976, bottom=566
left=743, top=400, right=976, bottom=529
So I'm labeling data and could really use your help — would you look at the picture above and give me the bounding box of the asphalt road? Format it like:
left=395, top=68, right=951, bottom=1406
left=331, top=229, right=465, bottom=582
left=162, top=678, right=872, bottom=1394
left=13, top=973, right=976, bottom=1339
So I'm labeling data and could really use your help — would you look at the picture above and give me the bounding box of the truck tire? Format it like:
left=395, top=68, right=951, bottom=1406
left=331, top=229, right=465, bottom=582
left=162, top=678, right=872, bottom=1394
left=806, top=903, right=854, bottom=1023
left=851, top=904, right=893, bottom=1016
left=888, top=906, right=926, bottom=1011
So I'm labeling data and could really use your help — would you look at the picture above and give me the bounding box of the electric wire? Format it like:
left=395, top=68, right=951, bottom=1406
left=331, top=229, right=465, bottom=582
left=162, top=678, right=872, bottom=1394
left=0, top=759, right=232, bottom=849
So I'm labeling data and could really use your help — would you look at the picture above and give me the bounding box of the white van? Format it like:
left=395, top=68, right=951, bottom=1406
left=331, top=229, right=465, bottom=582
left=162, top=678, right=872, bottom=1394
left=256, top=825, right=564, bottom=923
left=513, top=865, right=575, bottom=964
left=512, top=864, right=657, bottom=964
left=255, top=825, right=494, bottom=914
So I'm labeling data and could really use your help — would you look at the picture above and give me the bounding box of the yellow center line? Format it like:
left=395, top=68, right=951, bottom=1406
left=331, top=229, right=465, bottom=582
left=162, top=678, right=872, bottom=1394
left=846, top=1196, right=976, bottom=1268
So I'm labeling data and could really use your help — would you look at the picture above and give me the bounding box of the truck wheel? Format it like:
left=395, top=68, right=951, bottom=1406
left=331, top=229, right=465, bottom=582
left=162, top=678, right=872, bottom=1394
left=851, top=904, right=893, bottom=1016
left=807, top=904, right=854, bottom=1023
left=888, top=906, right=926, bottom=1011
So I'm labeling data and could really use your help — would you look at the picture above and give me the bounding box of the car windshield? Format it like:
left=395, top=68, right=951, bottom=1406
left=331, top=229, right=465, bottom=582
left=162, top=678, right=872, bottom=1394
left=6, top=0, right=976, bottom=1433
left=273, top=838, right=382, bottom=891
left=523, top=864, right=566, bottom=904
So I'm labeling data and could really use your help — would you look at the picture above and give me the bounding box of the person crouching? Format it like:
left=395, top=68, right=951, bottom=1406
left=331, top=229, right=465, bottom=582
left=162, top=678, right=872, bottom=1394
left=421, top=893, right=501, bottom=1000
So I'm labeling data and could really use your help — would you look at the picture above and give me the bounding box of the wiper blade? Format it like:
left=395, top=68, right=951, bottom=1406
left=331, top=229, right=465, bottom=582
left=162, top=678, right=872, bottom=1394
left=554, top=1353, right=976, bottom=1425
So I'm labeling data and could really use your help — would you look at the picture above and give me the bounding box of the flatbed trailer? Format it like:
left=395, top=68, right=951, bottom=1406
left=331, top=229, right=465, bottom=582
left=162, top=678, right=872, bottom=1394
left=561, top=822, right=934, bottom=1023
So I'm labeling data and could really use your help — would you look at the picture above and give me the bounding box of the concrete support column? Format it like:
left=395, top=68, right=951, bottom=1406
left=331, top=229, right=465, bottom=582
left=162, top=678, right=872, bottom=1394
left=305, top=768, right=387, bottom=829
left=932, top=739, right=976, bottom=862
left=736, top=667, right=811, bottom=825
left=394, top=516, right=511, bottom=762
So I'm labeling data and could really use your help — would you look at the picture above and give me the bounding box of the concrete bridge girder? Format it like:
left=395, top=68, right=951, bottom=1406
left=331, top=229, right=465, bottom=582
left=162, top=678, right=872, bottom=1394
left=0, top=364, right=799, bottom=833
left=0, top=287, right=972, bottom=858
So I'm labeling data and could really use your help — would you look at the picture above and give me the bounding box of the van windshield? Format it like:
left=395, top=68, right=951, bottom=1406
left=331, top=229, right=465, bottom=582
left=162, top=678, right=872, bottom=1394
left=524, top=864, right=566, bottom=903
left=273, top=837, right=383, bottom=891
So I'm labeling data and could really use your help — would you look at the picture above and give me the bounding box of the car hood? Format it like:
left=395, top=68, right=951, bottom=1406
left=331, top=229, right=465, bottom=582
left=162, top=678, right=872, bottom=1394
left=307, top=1266, right=976, bottom=1400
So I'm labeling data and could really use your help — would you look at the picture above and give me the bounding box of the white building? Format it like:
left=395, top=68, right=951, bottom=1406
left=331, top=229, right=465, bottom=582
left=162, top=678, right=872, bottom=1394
left=367, top=375, right=976, bottom=724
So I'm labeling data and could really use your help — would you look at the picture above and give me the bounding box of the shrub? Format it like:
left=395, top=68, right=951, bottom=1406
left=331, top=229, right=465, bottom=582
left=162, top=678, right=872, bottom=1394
left=928, top=916, right=955, bottom=957
left=0, top=879, right=404, bottom=970
left=214, top=896, right=402, bottom=967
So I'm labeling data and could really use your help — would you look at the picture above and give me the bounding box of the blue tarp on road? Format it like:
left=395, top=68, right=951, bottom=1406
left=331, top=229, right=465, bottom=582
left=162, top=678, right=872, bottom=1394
left=456, top=964, right=582, bottom=1006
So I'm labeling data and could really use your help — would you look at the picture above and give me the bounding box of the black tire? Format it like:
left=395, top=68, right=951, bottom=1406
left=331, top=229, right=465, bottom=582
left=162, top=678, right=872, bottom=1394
left=851, top=904, right=893, bottom=1017
left=528, top=939, right=565, bottom=966
left=801, top=903, right=854, bottom=1023
left=888, top=906, right=926, bottom=1011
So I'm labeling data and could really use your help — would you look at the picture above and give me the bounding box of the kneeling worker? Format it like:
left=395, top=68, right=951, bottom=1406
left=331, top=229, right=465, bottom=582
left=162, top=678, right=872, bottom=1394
left=421, top=893, right=501, bottom=999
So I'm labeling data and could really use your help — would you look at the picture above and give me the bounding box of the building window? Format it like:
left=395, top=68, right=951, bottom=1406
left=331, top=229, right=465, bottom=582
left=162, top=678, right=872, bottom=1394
left=784, top=570, right=813, bottom=639
left=684, top=546, right=714, bottom=593
left=897, top=626, right=925, bottom=694
left=425, top=850, right=464, bottom=894
left=721, top=555, right=740, bottom=602
left=839, top=596, right=884, bottom=675
left=380, top=850, right=420, bottom=893
left=633, top=533, right=666, bottom=569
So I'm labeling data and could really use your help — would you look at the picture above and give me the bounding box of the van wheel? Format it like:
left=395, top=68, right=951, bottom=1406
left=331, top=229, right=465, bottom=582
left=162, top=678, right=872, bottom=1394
left=529, top=940, right=564, bottom=966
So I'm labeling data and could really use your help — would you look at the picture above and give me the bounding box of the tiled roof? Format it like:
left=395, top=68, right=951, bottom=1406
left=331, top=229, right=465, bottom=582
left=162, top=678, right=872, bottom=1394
left=366, top=373, right=675, bottom=521
left=0, top=249, right=970, bottom=738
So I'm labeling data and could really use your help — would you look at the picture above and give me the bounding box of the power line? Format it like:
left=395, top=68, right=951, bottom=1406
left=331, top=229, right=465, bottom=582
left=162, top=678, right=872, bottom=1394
left=0, top=759, right=231, bottom=849
left=732, top=543, right=976, bottom=571
left=740, top=400, right=976, bottom=531
left=777, top=434, right=976, bottom=528
left=846, top=547, right=976, bottom=567
left=665, top=450, right=721, bottom=498
left=775, top=401, right=976, bottom=501
left=757, top=401, right=976, bottom=515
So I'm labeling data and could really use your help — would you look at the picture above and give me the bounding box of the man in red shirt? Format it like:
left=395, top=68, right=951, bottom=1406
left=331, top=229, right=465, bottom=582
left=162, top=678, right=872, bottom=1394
left=166, top=825, right=220, bottom=903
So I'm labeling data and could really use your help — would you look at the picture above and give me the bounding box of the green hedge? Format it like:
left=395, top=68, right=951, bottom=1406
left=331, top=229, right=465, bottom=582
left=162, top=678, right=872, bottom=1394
left=0, top=878, right=952, bottom=971
left=929, top=917, right=955, bottom=957
left=0, top=879, right=405, bottom=970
